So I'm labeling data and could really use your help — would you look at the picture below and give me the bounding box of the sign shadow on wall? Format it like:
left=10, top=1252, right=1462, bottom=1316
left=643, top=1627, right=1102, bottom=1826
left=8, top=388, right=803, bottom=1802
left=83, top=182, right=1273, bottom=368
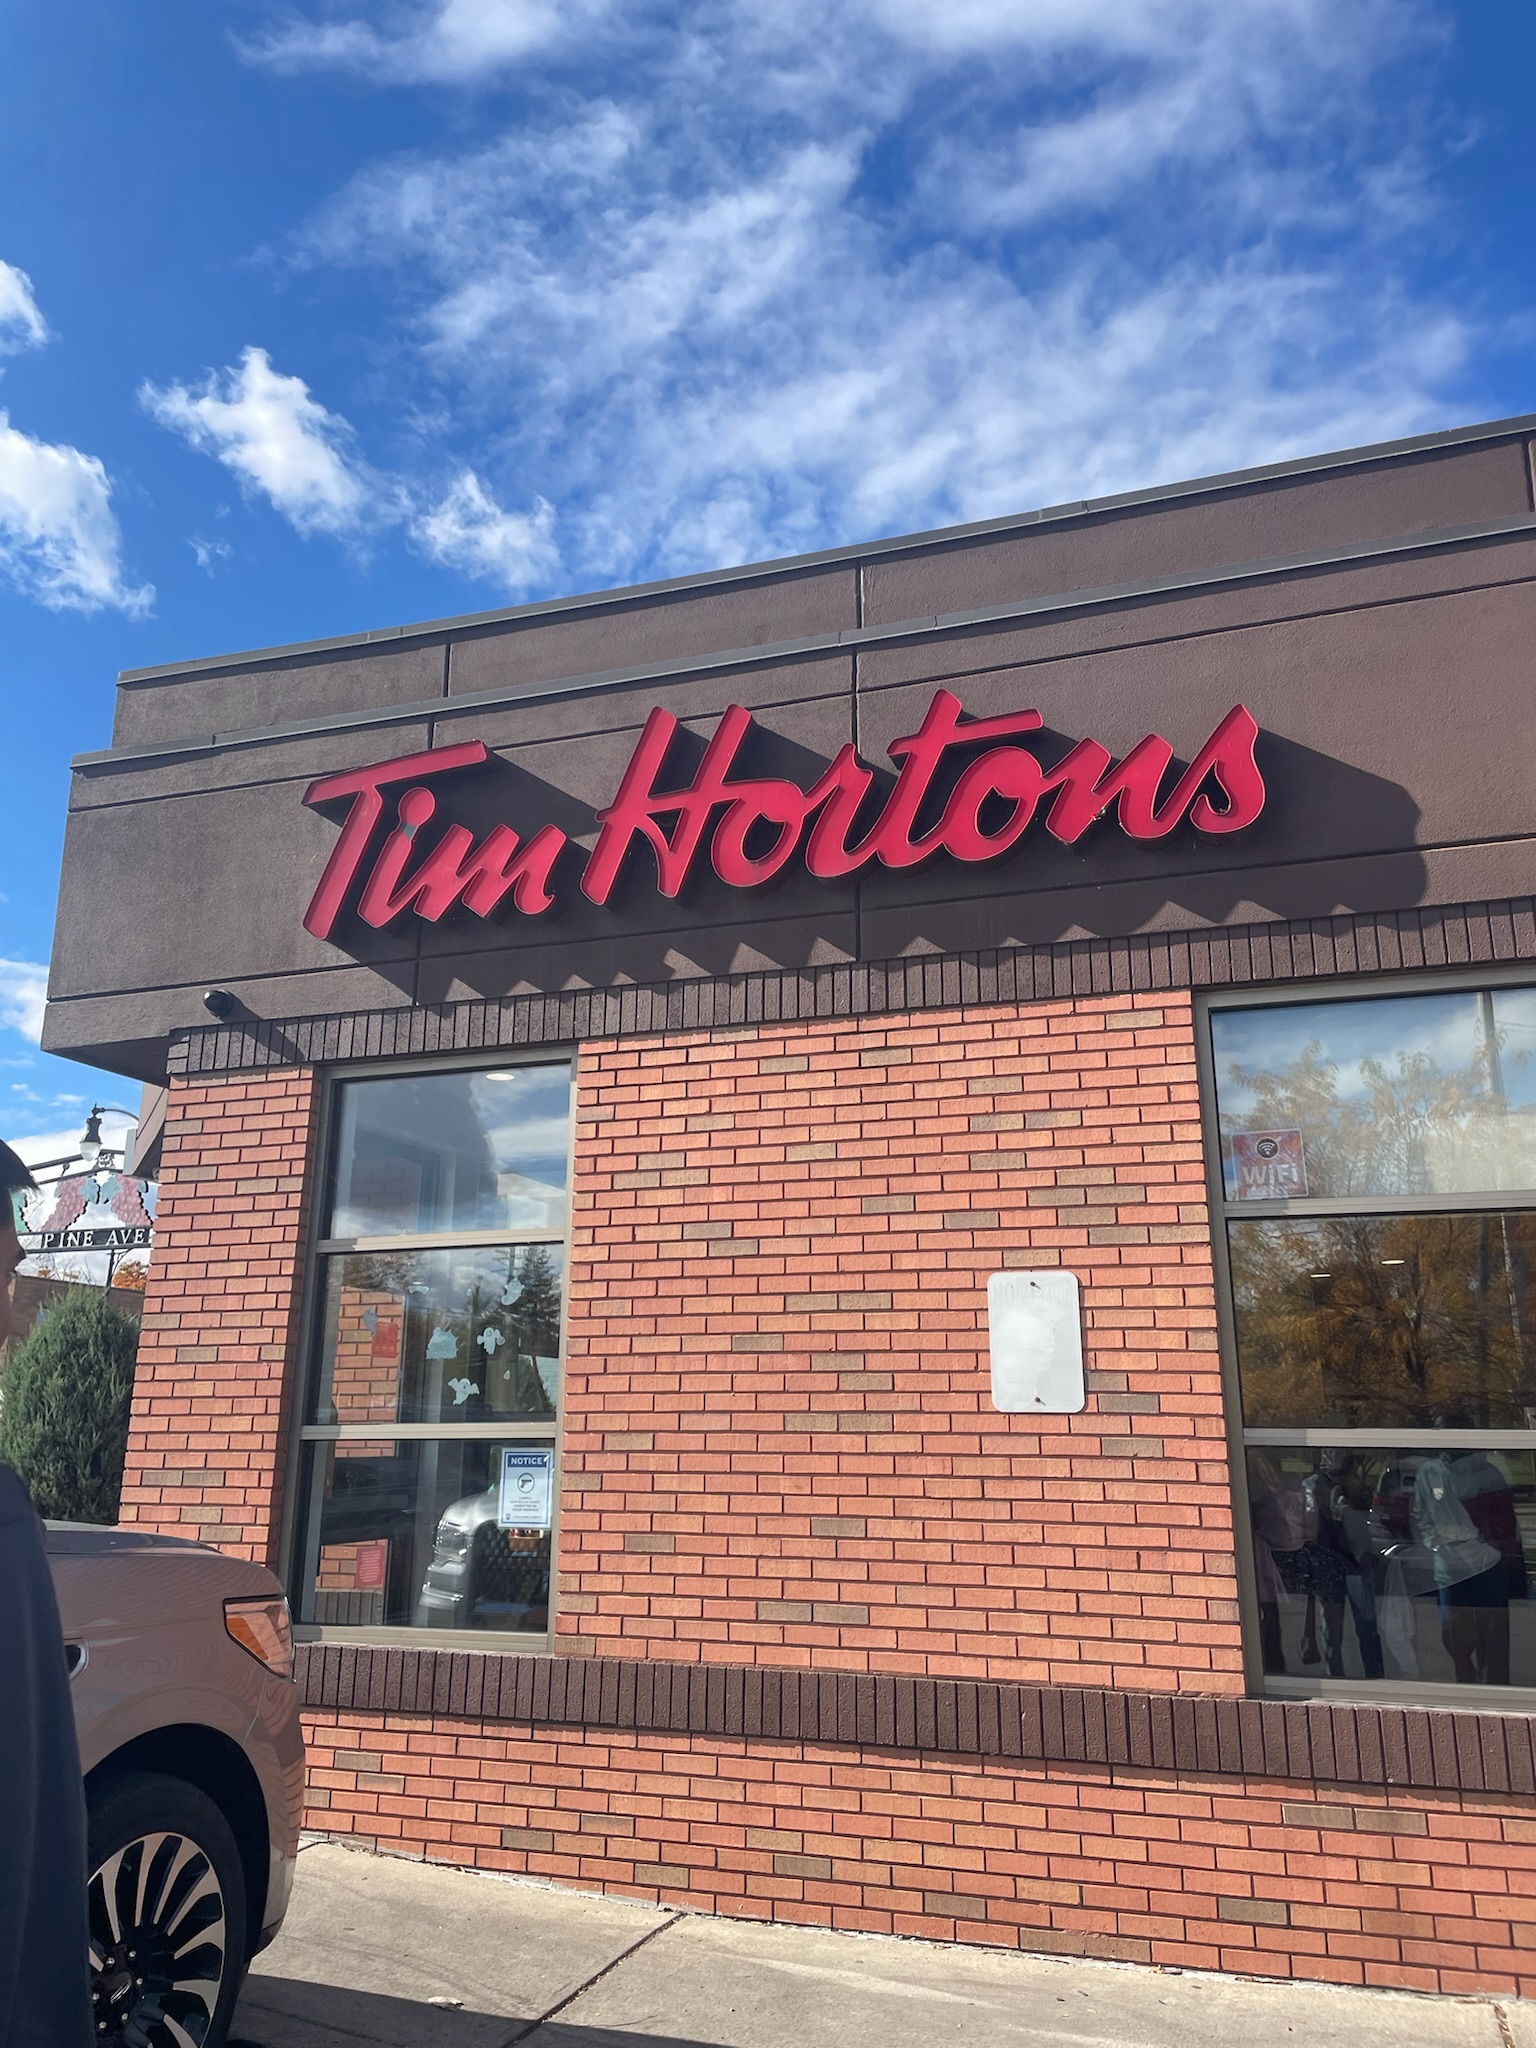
left=309, top=717, right=1427, bottom=1005
left=851, top=727, right=1428, bottom=956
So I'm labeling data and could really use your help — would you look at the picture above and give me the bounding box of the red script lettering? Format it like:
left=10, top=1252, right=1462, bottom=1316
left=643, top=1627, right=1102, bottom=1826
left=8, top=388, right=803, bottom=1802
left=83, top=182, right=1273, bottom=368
left=301, top=695, right=1265, bottom=936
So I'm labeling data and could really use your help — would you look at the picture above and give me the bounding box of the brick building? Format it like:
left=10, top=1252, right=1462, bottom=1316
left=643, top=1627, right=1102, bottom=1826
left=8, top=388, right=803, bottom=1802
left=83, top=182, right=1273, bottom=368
left=44, top=416, right=1536, bottom=1993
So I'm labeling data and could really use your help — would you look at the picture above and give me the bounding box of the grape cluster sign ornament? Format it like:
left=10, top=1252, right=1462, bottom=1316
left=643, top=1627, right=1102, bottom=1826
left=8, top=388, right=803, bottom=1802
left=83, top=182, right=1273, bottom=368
left=301, top=689, right=1266, bottom=938
left=30, top=1170, right=155, bottom=1255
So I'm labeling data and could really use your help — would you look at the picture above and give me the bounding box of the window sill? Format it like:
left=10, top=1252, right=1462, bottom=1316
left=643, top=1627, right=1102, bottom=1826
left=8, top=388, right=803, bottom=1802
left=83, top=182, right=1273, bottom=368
left=294, top=1624, right=551, bottom=1654
left=1262, top=1671, right=1536, bottom=1715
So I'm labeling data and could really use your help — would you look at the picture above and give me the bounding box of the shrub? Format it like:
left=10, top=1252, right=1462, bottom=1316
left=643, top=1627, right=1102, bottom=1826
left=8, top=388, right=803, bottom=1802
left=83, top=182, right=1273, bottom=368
left=0, top=1287, right=139, bottom=1522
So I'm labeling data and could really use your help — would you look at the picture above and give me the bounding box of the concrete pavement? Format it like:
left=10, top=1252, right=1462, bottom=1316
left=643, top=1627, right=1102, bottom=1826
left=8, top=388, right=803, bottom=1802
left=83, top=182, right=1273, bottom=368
left=234, top=1839, right=1531, bottom=2048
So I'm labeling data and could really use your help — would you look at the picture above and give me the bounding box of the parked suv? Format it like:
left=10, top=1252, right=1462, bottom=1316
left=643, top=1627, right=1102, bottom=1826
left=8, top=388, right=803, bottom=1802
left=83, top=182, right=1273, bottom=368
left=46, top=1522, right=304, bottom=2048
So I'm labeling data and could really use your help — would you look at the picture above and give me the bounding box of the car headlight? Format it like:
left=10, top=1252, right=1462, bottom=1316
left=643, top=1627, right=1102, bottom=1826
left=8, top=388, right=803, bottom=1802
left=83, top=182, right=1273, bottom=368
left=433, top=1520, right=470, bottom=1560
left=224, top=1595, right=294, bottom=1679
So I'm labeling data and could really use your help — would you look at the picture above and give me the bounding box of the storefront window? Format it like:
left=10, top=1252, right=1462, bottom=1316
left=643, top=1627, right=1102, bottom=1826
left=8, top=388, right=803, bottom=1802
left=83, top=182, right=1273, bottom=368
left=297, top=1438, right=552, bottom=1634
left=1213, top=987, right=1536, bottom=1200
left=1247, top=1447, right=1536, bottom=1687
left=292, top=1060, right=570, bottom=1640
left=327, top=1065, right=570, bottom=1237
left=1209, top=980, right=1536, bottom=1698
left=314, top=1244, right=564, bottom=1426
left=1230, top=1212, right=1536, bottom=1429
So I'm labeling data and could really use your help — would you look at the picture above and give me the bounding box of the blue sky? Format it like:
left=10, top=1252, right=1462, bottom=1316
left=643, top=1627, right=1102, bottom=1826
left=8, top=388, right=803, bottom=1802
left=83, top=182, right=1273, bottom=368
left=2, top=0, right=1535, bottom=1169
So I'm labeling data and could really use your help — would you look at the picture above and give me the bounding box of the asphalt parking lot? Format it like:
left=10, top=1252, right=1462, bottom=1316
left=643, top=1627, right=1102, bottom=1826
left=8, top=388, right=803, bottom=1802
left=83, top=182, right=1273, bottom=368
left=233, top=1839, right=1536, bottom=2048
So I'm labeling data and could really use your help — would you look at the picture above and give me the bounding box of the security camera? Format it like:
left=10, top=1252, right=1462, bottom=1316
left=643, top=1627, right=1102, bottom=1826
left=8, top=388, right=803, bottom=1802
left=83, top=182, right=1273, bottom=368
left=202, top=988, right=237, bottom=1019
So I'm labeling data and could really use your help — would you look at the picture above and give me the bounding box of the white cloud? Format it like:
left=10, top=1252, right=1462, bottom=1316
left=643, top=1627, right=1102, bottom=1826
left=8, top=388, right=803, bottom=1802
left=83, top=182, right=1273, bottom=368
left=0, top=416, right=152, bottom=615
left=140, top=345, right=373, bottom=537
left=214, top=0, right=1479, bottom=603
left=412, top=470, right=557, bottom=594
left=0, top=260, right=48, bottom=356
left=145, top=345, right=559, bottom=591
left=281, top=0, right=1459, bottom=583
left=189, top=533, right=234, bottom=574
left=0, top=960, right=49, bottom=1045
left=244, top=0, right=607, bottom=83
left=863, top=0, right=1336, bottom=58
left=902, top=1, right=1431, bottom=235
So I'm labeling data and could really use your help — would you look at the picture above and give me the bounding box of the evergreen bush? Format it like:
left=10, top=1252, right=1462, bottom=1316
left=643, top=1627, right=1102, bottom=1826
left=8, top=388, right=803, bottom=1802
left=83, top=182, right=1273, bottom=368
left=0, top=1287, right=139, bottom=1522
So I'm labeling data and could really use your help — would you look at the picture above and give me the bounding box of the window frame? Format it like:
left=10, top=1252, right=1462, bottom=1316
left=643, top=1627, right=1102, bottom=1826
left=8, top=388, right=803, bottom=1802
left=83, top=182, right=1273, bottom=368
left=281, top=1045, right=577, bottom=1653
left=1197, top=965, right=1536, bottom=1709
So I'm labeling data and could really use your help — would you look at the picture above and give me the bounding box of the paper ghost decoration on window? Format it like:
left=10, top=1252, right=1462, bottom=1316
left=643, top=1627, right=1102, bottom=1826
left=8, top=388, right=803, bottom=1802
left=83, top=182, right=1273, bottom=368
left=477, top=1326, right=505, bottom=1356
left=425, top=1326, right=459, bottom=1360
left=501, top=1276, right=524, bottom=1307
left=447, top=1377, right=480, bottom=1406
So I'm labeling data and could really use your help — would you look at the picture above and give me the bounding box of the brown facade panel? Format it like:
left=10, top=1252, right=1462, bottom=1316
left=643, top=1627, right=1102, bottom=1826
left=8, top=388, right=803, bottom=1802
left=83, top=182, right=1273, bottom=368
left=292, top=1641, right=1530, bottom=1795
left=112, top=640, right=449, bottom=750
left=859, top=439, right=1533, bottom=626
left=446, top=563, right=859, bottom=701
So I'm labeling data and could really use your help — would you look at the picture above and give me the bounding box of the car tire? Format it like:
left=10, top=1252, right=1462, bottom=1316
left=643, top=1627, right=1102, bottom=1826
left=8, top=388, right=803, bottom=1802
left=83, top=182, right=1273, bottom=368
left=86, top=1769, right=250, bottom=2048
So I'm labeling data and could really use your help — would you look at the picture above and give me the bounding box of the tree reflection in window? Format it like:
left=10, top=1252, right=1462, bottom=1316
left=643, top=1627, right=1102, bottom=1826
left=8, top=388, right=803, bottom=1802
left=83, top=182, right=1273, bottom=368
left=1231, top=1213, right=1536, bottom=1429
left=1214, top=989, right=1536, bottom=1200
left=316, top=1242, right=563, bottom=1426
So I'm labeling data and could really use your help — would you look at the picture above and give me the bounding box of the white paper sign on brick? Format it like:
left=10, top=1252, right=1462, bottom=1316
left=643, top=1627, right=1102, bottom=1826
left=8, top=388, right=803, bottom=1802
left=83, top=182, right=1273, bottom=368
left=986, top=1270, right=1085, bottom=1413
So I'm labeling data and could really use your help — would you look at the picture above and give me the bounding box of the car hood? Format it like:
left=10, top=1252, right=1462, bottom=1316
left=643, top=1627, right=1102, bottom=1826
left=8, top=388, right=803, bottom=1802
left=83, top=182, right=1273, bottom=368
left=44, top=1522, right=210, bottom=1557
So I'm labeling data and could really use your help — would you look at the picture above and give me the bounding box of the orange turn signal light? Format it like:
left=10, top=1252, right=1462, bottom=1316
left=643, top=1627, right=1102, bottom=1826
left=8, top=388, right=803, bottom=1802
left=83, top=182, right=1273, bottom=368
left=224, top=1595, right=294, bottom=1679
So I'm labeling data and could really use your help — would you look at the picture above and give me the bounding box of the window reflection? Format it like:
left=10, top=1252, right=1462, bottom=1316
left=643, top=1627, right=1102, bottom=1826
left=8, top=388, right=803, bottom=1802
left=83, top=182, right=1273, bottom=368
left=327, top=1064, right=571, bottom=1237
left=314, top=1244, right=563, bottom=1426
left=1248, top=1447, right=1536, bottom=1686
left=300, top=1438, right=552, bottom=1634
left=1231, top=1212, right=1536, bottom=1429
left=1213, top=988, right=1536, bottom=1200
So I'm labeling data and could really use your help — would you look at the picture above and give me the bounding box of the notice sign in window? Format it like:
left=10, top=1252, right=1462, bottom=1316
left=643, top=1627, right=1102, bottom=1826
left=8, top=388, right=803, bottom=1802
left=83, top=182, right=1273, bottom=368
left=497, top=1448, right=554, bottom=1530
left=987, top=1271, right=1085, bottom=1413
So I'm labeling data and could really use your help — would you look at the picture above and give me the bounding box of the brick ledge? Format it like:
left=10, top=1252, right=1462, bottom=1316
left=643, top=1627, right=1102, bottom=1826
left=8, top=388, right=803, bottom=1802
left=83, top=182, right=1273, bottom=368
left=294, top=1643, right=1536, bottom=1794
left=174, top=898, right=1536, bottom=1075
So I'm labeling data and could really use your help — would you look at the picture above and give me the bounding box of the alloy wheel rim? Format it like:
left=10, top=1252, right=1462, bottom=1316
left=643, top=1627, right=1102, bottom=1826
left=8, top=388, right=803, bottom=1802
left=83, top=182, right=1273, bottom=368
left=88, top=1831, right=227, bottom=2047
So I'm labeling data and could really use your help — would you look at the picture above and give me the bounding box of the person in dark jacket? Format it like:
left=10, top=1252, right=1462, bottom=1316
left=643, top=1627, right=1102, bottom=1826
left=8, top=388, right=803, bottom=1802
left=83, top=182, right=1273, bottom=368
left=0, top=1139, right=93, bottom=2048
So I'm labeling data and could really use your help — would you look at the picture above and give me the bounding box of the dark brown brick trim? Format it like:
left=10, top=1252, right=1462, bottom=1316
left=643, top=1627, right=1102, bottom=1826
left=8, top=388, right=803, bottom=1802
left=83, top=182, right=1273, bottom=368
left=173, top=896, right=1536, bottom=1076
left=293, top=1643, right=1536, bottom=1795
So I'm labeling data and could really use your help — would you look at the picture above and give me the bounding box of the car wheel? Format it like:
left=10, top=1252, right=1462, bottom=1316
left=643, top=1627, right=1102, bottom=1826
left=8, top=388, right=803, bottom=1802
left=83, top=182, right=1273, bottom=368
left=86, top=1770, right=249, bottom=2048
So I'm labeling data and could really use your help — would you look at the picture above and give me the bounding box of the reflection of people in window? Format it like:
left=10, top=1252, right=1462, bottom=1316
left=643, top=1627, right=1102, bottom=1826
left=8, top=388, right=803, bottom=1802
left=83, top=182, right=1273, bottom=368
left=1249, top=1455, right=1313, bottom=1673
left=1304, top=1452, right=1384, bottom=1679
left=1412, top=1423, right=1528, bottom=1684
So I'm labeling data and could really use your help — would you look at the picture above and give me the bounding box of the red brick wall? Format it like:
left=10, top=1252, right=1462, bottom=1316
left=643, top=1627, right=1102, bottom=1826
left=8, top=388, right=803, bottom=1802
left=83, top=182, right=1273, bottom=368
left=302, top=1708, right=1536, bottom=1996
left=120, top=1069, right=317, bottom=1565
left=560, top=993, right=1239, bottom=1692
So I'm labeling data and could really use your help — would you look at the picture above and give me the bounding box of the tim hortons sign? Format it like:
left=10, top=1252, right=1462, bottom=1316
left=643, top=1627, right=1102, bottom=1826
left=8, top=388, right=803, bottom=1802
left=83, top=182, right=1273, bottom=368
left=301, top=689, right=1265, bottom=939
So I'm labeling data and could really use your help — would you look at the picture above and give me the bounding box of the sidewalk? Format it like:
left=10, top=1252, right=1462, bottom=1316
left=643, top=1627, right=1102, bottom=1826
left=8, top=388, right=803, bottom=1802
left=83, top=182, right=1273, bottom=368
left=235, top=1840, right=1533, bottom=2048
